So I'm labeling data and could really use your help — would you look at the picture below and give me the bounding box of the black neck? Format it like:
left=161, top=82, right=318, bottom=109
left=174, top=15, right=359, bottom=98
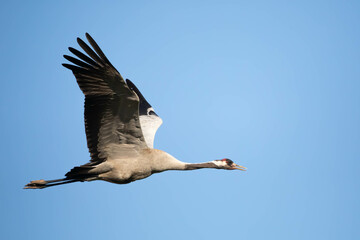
left=184, top=162, right=218, bottom=170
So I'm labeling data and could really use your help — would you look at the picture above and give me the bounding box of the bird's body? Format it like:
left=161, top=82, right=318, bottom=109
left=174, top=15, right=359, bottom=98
left=95, top=148, right=183, bottom=184
left=25, top=33, right=245, bottom=189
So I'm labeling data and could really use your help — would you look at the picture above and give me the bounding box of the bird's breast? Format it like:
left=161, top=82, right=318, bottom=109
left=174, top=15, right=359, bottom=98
left=100, top=156, right=153, bottom=184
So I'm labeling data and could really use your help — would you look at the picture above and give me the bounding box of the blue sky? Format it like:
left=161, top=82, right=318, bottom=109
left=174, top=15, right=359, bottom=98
left=1, top=1, right=359, bottom=239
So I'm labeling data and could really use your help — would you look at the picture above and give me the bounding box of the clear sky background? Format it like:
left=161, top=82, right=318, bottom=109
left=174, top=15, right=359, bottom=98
left=1, top=1, right=359, bottom=239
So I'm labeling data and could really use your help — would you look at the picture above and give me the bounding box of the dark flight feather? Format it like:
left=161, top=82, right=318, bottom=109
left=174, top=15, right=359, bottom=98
left=63, top=33, right=147, bottom=167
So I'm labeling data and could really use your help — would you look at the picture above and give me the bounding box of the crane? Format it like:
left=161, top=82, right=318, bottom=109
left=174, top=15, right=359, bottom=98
left=24, top=33, right=246, bottom=189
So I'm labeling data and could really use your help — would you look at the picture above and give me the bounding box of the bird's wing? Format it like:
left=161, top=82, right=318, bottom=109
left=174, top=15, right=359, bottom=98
left=63, top=33, right=147, bottom=164
left=126, top=79, right=163, bottom=148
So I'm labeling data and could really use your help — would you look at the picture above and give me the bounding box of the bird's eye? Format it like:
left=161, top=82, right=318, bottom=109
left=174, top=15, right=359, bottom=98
left=226, top=159, right=233, bottom=165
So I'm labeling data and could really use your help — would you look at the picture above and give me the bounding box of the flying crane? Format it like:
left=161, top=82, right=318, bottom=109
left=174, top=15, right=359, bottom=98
left=25, top=33, right=246, bottom=189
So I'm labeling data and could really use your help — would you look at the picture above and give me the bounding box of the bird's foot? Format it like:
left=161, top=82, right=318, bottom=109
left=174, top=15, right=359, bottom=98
left=24, top=179, right=47, bottom=189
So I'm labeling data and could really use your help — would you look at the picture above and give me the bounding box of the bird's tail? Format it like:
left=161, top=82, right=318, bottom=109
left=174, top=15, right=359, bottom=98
left=24, top=178, right=79, bottom=189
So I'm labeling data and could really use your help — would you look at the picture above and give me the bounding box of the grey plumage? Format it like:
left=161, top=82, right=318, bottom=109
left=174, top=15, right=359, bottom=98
left=24, top=33, right=246, bottom=189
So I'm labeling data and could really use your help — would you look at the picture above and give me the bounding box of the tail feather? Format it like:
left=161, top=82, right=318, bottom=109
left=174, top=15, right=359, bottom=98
left=25, top=162, right=106, bottom=189
left=24, top=178, right=79, bottom=189
left=65, top=162, right=99, bottom=179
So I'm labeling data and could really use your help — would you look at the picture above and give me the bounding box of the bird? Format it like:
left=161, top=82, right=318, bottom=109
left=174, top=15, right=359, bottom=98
left=24, top=33, right=246, bottom=189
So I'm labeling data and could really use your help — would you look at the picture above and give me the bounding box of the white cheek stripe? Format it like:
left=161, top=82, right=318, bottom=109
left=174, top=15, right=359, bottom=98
left=211, top=160, right=227, bottom=167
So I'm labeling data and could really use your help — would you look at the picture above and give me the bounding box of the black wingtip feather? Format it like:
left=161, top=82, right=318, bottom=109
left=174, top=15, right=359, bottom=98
left=62, top=63, right=73, bottom=71
left=63, top=55, right=95, bottom=69
left=84, top=33, right=113, bottom=67
left=68, top=47, right=100, bottom=68
left=62, top=63, right=87, bottom=74
left=77, top=37, right=104, bottom=67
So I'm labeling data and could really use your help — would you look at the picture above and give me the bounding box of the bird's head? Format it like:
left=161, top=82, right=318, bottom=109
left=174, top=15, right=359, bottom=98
left=212, top=158, right=246, bottom=171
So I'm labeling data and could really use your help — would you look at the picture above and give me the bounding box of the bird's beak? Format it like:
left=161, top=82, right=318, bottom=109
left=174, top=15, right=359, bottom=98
left=231, top=163, right=247, bottom=171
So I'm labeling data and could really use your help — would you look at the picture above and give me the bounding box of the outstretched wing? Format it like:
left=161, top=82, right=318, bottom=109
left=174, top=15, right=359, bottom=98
left=126, top=79, right=163, bottom=148
left=63, top=33, right=147, bottom=163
